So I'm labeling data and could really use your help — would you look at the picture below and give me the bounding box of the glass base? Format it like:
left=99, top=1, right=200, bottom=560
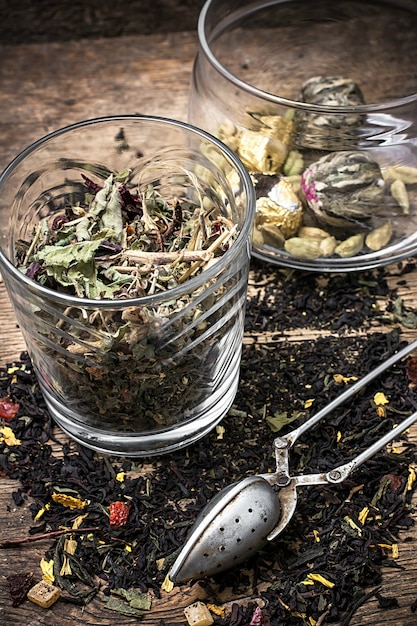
left=41, top=373, right=239, bottom=457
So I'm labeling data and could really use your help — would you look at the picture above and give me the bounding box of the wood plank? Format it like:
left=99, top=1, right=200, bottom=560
left=1, top=30, right=417, bottom=626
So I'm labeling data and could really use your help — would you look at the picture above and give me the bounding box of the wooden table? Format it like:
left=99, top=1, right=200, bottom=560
left=1, top=31, right=417, bottom=626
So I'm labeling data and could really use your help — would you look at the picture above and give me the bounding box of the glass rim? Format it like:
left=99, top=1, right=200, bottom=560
left=198, top=0, right=417, bottom=113
left=0, top=114, right=256, bottom=309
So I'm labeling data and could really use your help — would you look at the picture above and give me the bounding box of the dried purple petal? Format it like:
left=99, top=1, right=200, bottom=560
left=94, top=241, right=123, bottom=257
left=51, top=215, right=70, bottom=231
left=81, top=173, right=102, bottom=194
left=250, top=606, right=265, bottom=625
left=118, top=184, right=142, bottom=214
left=25, top=261, right=43, bottom=279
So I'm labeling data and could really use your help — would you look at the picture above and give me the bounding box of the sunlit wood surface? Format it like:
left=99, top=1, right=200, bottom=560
left=1, top=31, right=417, bottom=626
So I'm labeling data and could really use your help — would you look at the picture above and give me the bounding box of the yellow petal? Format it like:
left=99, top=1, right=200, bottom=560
left=40, top=558, right=55, bottom=583
left=34, top=502, right=51, bottom=521
left=306, top=573, right=335, bottom=588
left=116, top=471, right=125, bottom=482
left=333, top=374, right=358, bottom=384
left=207, top=604, right=225, bottom=618
left=374, top=392, right=389, bottom=406
left=51, top=493, right=88, bottom=509
left=216, top=425, right=225, bottom=440
left=0, top=426, right=21, bottom=446
left=161, top=574, right=174, bottom=592
left=407, top=466, right=416, bottom=491
left=358, top=507, right=369, bottom=525
left=304, top=398, right=315, bottom=409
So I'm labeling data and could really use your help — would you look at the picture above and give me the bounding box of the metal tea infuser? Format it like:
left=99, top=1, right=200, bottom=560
left=169, top=338, right=417, bottom=583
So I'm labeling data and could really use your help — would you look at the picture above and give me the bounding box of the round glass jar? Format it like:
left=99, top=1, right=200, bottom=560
left=0, top=116, right=256, bottom=456
left=188, top=0, right=417, bottom=271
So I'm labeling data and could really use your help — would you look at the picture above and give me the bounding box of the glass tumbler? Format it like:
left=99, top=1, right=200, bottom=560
left=0, top=115, right=256, bottom=457
left=189, top=0, right=417, bottom=271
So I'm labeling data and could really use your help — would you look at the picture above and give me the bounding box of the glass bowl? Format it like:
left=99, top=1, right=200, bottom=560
left=188, top=0, right=417, bottom=271
left=0, top=115, right=256, bottom=456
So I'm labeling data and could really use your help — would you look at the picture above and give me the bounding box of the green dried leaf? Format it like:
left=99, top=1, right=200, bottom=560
left=266, top=410, right=303, bottom=433
left=35, top=239, right=103, bottom=268
left=111, top=587, right=152, bottom=610
left=103, top=596, right=145, bottom=617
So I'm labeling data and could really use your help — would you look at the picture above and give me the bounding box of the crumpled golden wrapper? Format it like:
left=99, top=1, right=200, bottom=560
left=255, top=178, right=303, bottom=239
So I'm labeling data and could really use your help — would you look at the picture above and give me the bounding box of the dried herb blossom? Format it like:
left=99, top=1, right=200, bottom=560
left=2, top=261, right=417, bottom=624
left=17, top=170, right=237, bottom=299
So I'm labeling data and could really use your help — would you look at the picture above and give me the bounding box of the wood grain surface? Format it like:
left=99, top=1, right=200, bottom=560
left=1, top=29, right=417, bottom=626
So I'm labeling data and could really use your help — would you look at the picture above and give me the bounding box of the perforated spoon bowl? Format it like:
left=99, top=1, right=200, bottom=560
left=169, top=338, right=417, bottom=584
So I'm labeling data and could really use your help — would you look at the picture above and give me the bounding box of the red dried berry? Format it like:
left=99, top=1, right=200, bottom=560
left=0, top=397, right=20, bottom=420
left=406, top=358, right=417, bottom=384
left=109, top=501, right=130, bottom=528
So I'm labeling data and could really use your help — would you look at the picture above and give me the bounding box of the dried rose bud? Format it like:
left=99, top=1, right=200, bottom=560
left=109, top=501, right=130, bottom=527
left=301, top=150, right=385, bottom=229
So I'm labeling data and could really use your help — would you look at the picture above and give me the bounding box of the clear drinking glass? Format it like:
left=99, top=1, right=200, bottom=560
left=188, top=0, right=417, bottom=271
left=0, top=115, right=256, bottom=456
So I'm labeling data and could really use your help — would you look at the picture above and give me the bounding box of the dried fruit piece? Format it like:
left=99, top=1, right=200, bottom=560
left=184, top=601, right=214, bottom=626
left=109, top=501, right=130, bottom=527
left=27, top=580, right=61, bottom=608
left=0, top=397, right=19, bottom=420
left=406, top=358, right=417, bottom=384
left=7, top=572, right=34, bottom=607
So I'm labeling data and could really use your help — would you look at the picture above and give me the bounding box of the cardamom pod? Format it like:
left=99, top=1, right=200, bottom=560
left=334, top=233, right=365, bottom=257
left=283, top=150, right=304, bottom=177
left=284, top=237, right=322, bottom=260
left=297, top=226, right=332, bottom=241
left=319, top=236, right=337, bottom=257
left=390, top=179, right=409, bottom=214
left=384, top=165, right=417, bottom=185
left=253, top=222, right=285, bottom=248
left=365, top=220, right=393, bottom=251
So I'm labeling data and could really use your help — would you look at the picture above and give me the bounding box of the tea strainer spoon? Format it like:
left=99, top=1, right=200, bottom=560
left=169, top=338, right=417, bottom=583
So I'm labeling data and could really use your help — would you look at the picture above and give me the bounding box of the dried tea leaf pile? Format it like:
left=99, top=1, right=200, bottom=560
left=2, top=260, right=417, bottom=625
left=17, top=170, right=237, bottom=299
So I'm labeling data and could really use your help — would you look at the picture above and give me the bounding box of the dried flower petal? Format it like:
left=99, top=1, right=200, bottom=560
left=51, top=493, right=88, bottom=509
left=0, top=426, right=21, bottom=446
left=374, top=392, right=389, bottom=406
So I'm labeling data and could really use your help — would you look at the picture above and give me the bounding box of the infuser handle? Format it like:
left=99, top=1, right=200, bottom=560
left=278, top=338, right=417, bottom=451
left=325, top=409, right=417, bottom=484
